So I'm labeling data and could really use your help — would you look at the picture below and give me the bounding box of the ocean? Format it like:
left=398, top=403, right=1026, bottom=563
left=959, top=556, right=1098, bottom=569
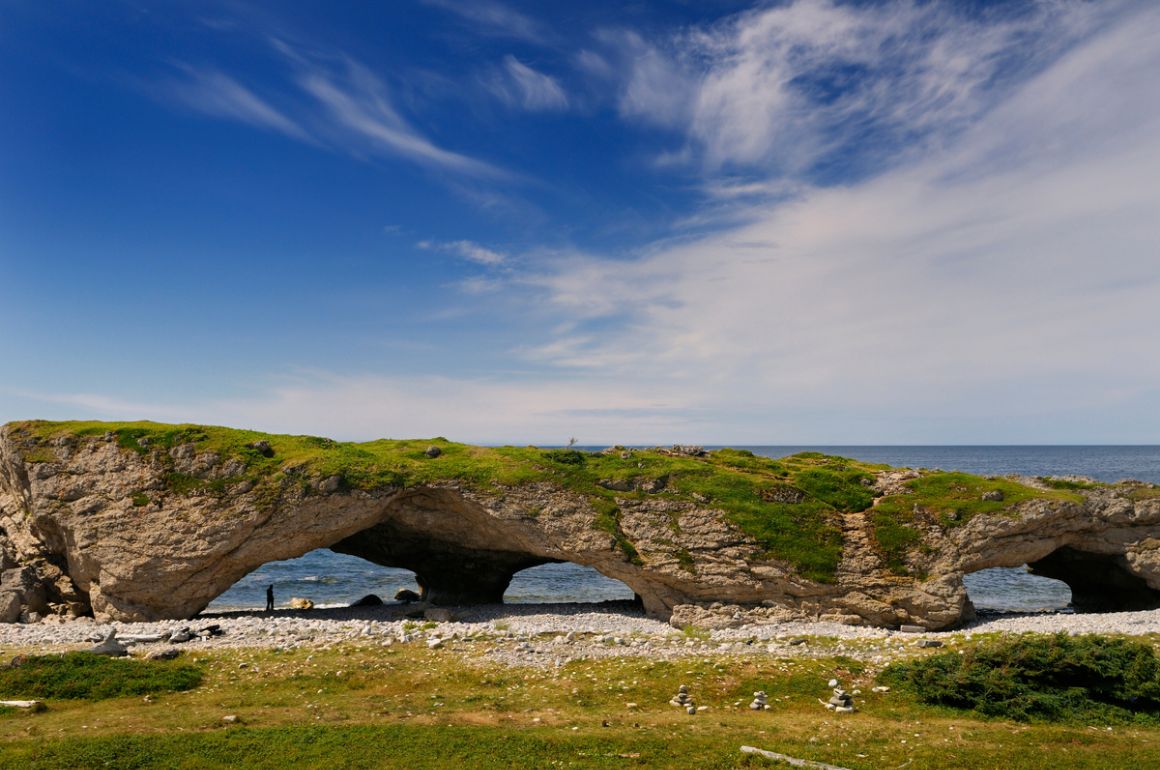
left=208, top=445, right=1160, bottom=613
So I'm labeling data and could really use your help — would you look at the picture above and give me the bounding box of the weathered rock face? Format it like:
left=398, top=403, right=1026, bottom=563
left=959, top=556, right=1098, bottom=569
left=1, top=422, right=1159, bottom=628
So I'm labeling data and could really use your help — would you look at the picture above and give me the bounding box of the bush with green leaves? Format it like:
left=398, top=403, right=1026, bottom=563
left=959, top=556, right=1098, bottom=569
left=880, top=633, right=1160, bottom=723
left=0, top=652, right=203, bottom=701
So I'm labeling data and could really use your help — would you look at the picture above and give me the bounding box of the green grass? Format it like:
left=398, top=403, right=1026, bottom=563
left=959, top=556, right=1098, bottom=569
left=1037, top=477, right=1103, bottom=492
left=870, top=472, right=1083, bottom=576
left=0, top=652, right=203, bottom=700
left=8, top=420, right=1089, bottom=585
left=0, top=726, right=749, bottom=770
left=1128, top=484, right=1160, bottom=502
left=2, top=642, right=1160, bottom=769
left=880, top=633, right=1160, bottom=724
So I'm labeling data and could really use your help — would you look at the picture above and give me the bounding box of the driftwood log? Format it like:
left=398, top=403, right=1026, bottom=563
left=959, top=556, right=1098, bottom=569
left=0, top=700, right=45, bottom=711
left=739, top=745, right=853, bottom=770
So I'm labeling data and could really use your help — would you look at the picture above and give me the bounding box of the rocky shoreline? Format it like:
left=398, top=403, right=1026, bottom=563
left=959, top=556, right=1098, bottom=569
left=3, top=602, right=1159, bottom=668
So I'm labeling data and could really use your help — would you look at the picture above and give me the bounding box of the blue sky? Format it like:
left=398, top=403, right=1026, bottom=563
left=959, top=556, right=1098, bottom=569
left=1, top=0, right=1158, bottom=444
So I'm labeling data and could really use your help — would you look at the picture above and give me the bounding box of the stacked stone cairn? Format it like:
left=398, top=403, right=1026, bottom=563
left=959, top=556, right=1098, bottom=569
left=749, top=690, right=770, bottom=710
left=824, top=678, right=856, bottom=713
left=669, top=684, right=696, bottom=715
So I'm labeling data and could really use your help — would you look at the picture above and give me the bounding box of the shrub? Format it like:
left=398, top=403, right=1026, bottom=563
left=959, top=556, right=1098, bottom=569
left=880, top=633, right=1160, bottom=723
left=0, top=653, right=203, bottom=701
left=543, top=449, right=587, bottom=466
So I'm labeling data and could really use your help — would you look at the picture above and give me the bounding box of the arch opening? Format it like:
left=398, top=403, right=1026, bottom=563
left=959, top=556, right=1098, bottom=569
left=504, top=562, right=636, bottom=605
left=206, top=487, right=655, bottom=615
left=962, top=565, right=1072, bottom=614
left=1026, top=546, right=1160, bottom=612
left=207, top=549, right=421, bottom=612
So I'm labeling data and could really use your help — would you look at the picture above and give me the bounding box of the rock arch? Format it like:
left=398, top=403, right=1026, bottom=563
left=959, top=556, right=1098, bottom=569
left=331, top=488, right=577, bottom=606
left=4, top=421, right=1160, bottom=629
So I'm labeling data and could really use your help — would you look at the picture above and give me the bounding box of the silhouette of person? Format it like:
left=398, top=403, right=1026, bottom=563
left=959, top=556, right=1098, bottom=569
left=266, top=584, right=274, bottom=612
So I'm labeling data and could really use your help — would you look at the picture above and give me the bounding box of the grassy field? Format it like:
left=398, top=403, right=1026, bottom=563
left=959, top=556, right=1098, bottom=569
left=2, top=638, right=1159, bottom=769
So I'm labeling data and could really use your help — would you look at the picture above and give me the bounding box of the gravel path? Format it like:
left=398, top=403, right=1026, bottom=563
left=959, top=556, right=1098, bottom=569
left=2, top=603, right=1158, bottom=667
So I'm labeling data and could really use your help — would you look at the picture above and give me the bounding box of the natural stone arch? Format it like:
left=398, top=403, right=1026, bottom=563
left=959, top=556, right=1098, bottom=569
left=331, top=488, right=556, bottom=605
left=332, top=487, right=661, bottom=610
left=5, top=421, right=1160, bottom=629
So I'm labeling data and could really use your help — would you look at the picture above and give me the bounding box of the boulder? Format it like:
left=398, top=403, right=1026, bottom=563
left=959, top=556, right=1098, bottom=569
left=148, top=648, right=181, bottom=660
left=0, top=590, right=20, bottom=624
left=394, top=589, right=421, bottom=603
left=247, top=441, right=274, bottom=458
left=168, top=627, right=194, bottom=643
left=350, top=593, right=384, bottom=607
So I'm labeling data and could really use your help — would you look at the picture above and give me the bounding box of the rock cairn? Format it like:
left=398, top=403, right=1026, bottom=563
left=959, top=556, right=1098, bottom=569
left=824, top=679, right=855, bottom=713
left=749, top=690, right=769, bottom=710
left=669, top=684, right=696, bottom=714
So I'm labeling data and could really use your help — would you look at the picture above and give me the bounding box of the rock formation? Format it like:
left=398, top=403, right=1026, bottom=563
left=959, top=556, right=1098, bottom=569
left=1, top=420, right=1159, bottom=629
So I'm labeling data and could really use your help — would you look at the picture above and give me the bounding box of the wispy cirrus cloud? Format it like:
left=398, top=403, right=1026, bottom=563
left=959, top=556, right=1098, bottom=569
left=294, top=58, right=506, bottom=178
left=418, top=239, right=507, bottom=266
left=422, top=0, right=551, bottom=45
left=486, top=55, right=569, bottom=112
left=165, top=66, right=311, bottom=142
left=160, top=44, right=505, bottom=179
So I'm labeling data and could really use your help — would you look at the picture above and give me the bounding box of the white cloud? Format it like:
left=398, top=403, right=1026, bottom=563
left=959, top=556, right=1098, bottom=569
left=422, top=0, right=550, bottom=44
left=609, top=0, right=1109, bottom=174
left=297, top=62, right=504, bottom=178
left=516, top=4, right=1160, bottom=441
left=161, top=47, right=505, bottom=179
left=574, top=49, right=612, bottom=78
left=487, top=56, right=569, bottom=112
left=419, top=239, right=507, bottom=265
left=167, top=66, right=310, bottom=142
left=601, top=29, right=692, bottom=130
left=19, top=374, right=696, bottom=445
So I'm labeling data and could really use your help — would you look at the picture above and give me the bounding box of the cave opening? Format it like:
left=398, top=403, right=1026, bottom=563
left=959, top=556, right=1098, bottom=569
left=504, top=562, right=636, bottom=605
left=207, top=548, right=421, bottom=612
left=1025, top=546, right=1160, bottom=612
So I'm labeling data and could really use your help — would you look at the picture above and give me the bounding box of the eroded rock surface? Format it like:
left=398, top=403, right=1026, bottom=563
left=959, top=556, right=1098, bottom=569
left=2, top=421, right=1159, bottom=629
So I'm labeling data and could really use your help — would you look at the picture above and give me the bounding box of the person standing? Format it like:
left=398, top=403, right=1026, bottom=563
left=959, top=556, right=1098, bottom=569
left=265, top=584, right=275, bottom=612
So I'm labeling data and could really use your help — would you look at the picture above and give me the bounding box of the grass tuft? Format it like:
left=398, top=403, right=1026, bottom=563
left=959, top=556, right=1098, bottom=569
left=0, top=652, right=203, bottom=701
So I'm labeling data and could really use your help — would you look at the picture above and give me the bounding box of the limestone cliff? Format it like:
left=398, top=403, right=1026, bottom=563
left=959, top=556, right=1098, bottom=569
left=1, top=420, right=1158, bottom=629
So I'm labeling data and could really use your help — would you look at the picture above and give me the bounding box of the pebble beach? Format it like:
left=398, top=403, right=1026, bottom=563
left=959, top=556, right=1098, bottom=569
left=4, top=602, right=1159, bottom=668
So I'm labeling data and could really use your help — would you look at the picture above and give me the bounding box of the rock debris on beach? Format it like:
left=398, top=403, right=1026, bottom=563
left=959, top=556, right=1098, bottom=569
left=5, top=602, right=1160, bottom=668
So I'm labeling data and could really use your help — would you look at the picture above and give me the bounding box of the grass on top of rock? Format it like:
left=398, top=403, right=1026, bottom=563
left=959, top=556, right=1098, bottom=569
left=870, top=472, right=1083, bottom=576
left=9, top=422, right=880, bottom=582
left=0, top=652, right=203, bottom=701
left=880, top=633, right=1160, bottom=725
left=1036, top=477, right=1105, bottom=492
